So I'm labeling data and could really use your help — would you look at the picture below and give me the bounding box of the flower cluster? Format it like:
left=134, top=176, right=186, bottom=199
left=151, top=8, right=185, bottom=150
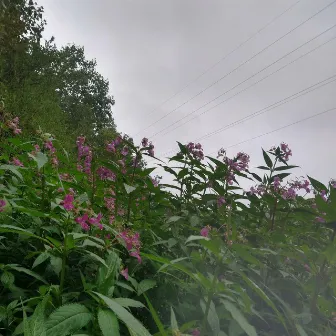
left=61, top=194, right=74, bottom=211
left=223, top=152, right=250, bottom=185
left=97, top=166, right=116, bottom=181
left=270, top=143, right=292, bottom=161
left=249, top=184, right=266, bottom=196
left=118, top=230, right=142, bottom=263
left=151, top=175, right=161, bottom=187
left=7, top=117, right=21, bottom=135
left=0, top=199, right=6, bottom=212
left=75, top=213, right=103, bottom=231
left=281, top=187, right=297, bottom=200
left=141, top=137, right=155, bottom=157
left=290, top=179, right=310, bottom=193
left=200, top=226, right=211, bottom=237
left=44, top=140, right=59, bottom=167
left=76, top=136, right=92, bottom=174
left=186, top=142, right=204, bottom=160
left=106, top=136, right=122, bottom=153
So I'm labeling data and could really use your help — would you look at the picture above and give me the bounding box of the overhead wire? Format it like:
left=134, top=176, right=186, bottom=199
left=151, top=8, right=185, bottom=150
left=150, top=74, right=336, bottom=160
left=135, top=0, right=302, bottom=126
left=137, top=0, right=336, bottom=137
left=150, top=32, right=336, bottom=139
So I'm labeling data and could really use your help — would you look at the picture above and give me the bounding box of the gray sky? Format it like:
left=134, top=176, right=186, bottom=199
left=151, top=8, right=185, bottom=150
left=37, top=0, right=336, bottom=187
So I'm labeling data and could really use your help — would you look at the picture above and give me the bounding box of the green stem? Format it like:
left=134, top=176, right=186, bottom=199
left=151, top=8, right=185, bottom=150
left=59, top=221, right=69, bottom=303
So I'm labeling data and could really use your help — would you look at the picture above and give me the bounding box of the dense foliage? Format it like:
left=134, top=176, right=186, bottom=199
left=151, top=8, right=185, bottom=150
left=0, top=111, right=335, bottom=336
left=1, top=1, right=336, bottom=335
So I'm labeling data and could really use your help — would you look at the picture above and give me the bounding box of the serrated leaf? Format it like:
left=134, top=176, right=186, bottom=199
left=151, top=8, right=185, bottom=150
left=45, top=304, right=92, bottom=336
left=1, top=271, right=14, bottom=287
left=137, top=279, right=156, bottom=296
left=93, top=292, right=151, bottom=336
left=113, top=298, right=145, bottom=308
left=0, top=164, right=23, bottom=180
left=29, top=295, right=50, bottom=336
left=98, top=309, right=120, bottom=336
left=222, top=300, right=257, bottom=336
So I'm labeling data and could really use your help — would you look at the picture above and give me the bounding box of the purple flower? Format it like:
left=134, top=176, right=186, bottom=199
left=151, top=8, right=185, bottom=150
left=192, top=329, right=200, bottom=336
left=11, top=157, right=24, bottom=167
left=186, top=142, right=204, bottom=160
left=200, top=227, right=209, bottom=237
left=120, top=268, right=129, bottom=280
left=141, top=137, right=149, bottom=147
left=0, top=199, right=6, bottom=212
left=282, top=187, right=296, bottom=200
left=217, top=196, right=226, bottom=207
left=320, top=190, right=327, bottom=202
left=97, top=166, right=116, bottom=181
left=62, top=194, right=74, bottom=211
left=75, top=214, right=90, bottom=231
left=273, top=176, right=281, bottom=191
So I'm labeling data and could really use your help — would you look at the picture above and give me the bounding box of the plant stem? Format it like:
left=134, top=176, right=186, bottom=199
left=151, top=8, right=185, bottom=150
left=59, top=222, right=69, bottom=304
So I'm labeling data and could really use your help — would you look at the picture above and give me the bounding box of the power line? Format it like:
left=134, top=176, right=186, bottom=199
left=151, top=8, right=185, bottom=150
left=138, top=0, right=336, bottom=137
left=153, top=107, right=336, bottom=170
left=136, top=0, right=301, bottom=124
left=150, top=32, right=336, bottom=139
left=209, top=107, right=336, bottom=155
left=151, top=74, right=336, bottom=160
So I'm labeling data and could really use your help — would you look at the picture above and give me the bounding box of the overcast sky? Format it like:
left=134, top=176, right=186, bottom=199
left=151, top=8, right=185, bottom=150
left=37, top=0, right=336, bottom=187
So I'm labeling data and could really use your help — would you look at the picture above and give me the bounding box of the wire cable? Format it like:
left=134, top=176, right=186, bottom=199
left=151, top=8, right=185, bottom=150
left=136, top=0, right=302, bottom=123
left=151, top=75, right=336, bottom=159
left=137, top=0, right=336, bottom=136
left=150, top=33, right=336, bottom=139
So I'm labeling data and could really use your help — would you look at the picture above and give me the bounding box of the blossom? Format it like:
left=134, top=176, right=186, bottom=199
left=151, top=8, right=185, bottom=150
left=186, top=142, right=204, bottom=160
left=331, top=179, right=336, bottom=188
left=0, top=199, right=6, bottom=212
left=105, top=197, right=116, bottom=211
left=290, top=179, right=310, bottom=193
left=118, top=230, right=141, bottom=263
left=281, top=187, right=296, bottom=200
left=130, top=250, right=142, bottom=264
left=304, top=264, right=311, bottom=272
left=141, top=137, right=149, bottom=147
left=89, top=213, right=103, bottom=230
left=148, top=142, right=155, bottom=157
left=109, top=215, right=115, bottom=224
left=121, top=146, right=129, bottom=156
left=249, top=184, right=266, bottom=196
left=151, top=176, right=160, bottom=187
left=200, top=226, right=209, bottom=237
left=45, top=141, right=56, bottom=154
left=75, top=214, right=90, bottom=231
left=97, top=166, right=116, bottom=181
left=76, top=136, right=92, bottom=174
left=273, top=176, right=281, bottom=191
left=217, top=147, right=226, bottom=158
left=11, top=157, right=24, bottom=167
left=7, top=117, right=21, bottom=135
left=315, top=216, right=325, bottom=223
left=192, top=329, right=200, bottom=336
left=280, top=143, right=292, bottom=161
left=217, top=196, right=226, bottom=207
left=120, top=268, right=129, bottom=280
left=320, top=190, right=327, bottom=202
left=62, top=194, right=74, bottom=211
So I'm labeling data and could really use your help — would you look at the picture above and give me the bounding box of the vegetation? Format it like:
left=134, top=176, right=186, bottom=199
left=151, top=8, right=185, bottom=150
left=0, top=1, right=336, bottom=336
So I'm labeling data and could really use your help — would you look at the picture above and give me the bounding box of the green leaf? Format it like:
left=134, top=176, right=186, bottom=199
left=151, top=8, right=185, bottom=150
left=1, top=271, right=14, bottom=287
left=250, top=173, right=262, bottom=183
left=185, top=235, right=209, bottom=244
left=143, top=294, right=167, bottom=336
left=137, top=279, right=156, bottom=296
left=97, top=309, right=120, bottom=336
left=262, top=149, right=272, bottom=169
left=124, top=184, right=136, bottom=194
left=45, top=304, right=92, bottom=336
left=200, top=300, right=220, bottom=335
left=28, top=152, right=48, bottom=170
left=256, top=166, right=269, bottom=170
left=171, top=307, right=178, bottom=332
left=307, top=176, right=327, bottom=192
left=0, top=164, right=23, bottom=180
left=33, top=253, right=50, bottom=269
left=113, top=298, right=145, bottom=309
left=222, top=300, right=257, bottom=336
left=296, top=324, right=308, bottom=336
left=93, top=292, right=151, bottom=336
left=273, top=173, right=291, bottom=181
left=29, top=295, right=50, bottom=336
left=274, top=165, right=299, bottom=171
left=115, top=281, right=135, bottom=292
left=50, top=256, right=62, bottom=276
left=166, top=216, right=182, bottom=223
left=9, top=266, right=48, bottom=284
left=0, top=225, right=49, bottom=244
left=85, top=250, right=108, bottom=268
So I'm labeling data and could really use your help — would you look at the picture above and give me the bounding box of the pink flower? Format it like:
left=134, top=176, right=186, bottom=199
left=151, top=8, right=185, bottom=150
left=192, top=329, right=200, bottom=336
left=281, top=187, right=296, bottom=200
left=320, top=190, right=327, bottom=202
left=8, top=117, right=21, bottom=135
left=45, top=141, right=56, bottom=154
left=89, top=213, right=103, bottom=230
left=217, top=196, right=226, bottom=207
left=97, top=167, right=116, bottom=181
left=273, top=176, right=281, bottom=191
left=315, top=216, right=325, bottom=223
left=121, top=146, right=129, bottom=156
left=105, top=197, right=116, bottom=211
left=120, top=268, right=129, bottom=280
left=75, top=214, right=90, bottom=231
left=11, top=157, right=24, bottom=167
left=0, top=199, right=6, bottom=212
left=280, top=142, right=292, bottom=161
left=130, top=251, right=142, bottom=264
left=186, top=142, right=204, bottom=160
left=141, top=137, right=149, bottom=147
left=109, top=215, right=115, bottom=224
left=151, top=176, right=160, bottom=187
left=331, top=179, right=336, bottom=188
left=200, top=227, right=209, bottom=237
left=57, top=187, right=64, bottom=193
left=62, top=194, right=74, bottom=211
left=304, top=264, right=311, bottom=272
